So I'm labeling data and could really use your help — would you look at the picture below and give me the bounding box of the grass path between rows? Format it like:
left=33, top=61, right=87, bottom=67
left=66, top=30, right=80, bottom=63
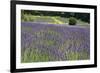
left=51, top=17, right=64, bottom=24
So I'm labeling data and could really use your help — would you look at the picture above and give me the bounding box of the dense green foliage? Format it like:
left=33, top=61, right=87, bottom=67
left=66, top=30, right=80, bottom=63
left=69, top=17, right=77, bottom=25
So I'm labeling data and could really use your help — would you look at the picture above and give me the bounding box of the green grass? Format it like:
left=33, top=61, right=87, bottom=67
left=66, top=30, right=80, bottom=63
left=21, top=48, right=55, bottom=63
left=65, top=51, right=90, bottom=60
left=21, top=48, right=89, bottom=63
left=21, top=14, right=89, bottom=25
left=77, top=19, right=89, bottom=25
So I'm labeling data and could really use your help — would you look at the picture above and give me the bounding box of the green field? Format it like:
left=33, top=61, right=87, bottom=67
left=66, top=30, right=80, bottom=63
left=21, top=14, right=89, bottom=25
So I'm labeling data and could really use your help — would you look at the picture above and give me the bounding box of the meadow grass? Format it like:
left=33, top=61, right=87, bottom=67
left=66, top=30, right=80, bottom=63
left=21, top=14, right=88, bottom=25
left=21, top=48, right=89, bottom=63
left=21, top=48, right=53, bottom=63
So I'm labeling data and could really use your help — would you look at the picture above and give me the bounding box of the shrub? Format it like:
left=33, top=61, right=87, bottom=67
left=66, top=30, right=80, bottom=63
left=69, top=17, right=77, bottom=25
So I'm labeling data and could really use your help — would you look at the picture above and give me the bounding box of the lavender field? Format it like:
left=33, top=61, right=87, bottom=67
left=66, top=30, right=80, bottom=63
left=21, top=22, right=90, bottom=63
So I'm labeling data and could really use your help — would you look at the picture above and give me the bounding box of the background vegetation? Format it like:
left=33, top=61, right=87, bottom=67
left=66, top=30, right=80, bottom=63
left=21, top=10, right=90, bottom=25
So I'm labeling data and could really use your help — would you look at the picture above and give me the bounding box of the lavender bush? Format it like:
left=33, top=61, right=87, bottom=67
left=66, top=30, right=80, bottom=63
left=21, top=22, right=90, bottom=63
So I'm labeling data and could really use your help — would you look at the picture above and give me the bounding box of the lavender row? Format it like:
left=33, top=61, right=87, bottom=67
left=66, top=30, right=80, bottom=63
left=21, top=22, right=90, bottom=61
